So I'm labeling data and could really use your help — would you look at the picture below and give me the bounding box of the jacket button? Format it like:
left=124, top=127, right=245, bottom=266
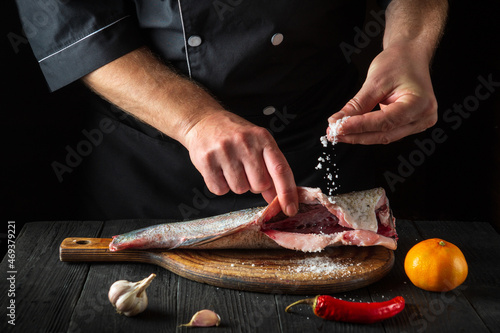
left=188, top=35, right=202, bottom=47
left=263, top=106, right=276, bottom=115
left=271, top=33, right=284, bottom=46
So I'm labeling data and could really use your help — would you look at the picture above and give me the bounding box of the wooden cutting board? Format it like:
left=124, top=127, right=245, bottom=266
left=60, top=237, right=394, bottom=295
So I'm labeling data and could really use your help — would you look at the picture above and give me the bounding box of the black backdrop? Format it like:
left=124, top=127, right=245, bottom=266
left=3, top=0, right=499, bottom=245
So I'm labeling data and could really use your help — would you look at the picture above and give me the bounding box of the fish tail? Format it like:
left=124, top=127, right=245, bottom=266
left=109, top=233, right=149, bottom=251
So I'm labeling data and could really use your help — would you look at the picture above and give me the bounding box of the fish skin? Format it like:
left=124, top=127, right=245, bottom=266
left=109, top=206, right=267, bottom=251
left=109, top=187, right=397, bottom=252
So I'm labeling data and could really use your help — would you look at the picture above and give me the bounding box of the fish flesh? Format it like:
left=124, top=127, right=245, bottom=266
left=110, top=187, right=397, bottom=251
left=109, top=187, right=397, bottom=252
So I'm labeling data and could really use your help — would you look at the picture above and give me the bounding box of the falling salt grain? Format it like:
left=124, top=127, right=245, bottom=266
left=320, top=135, right=329, bottom=147
left=317, top=117, right=350, bottom=196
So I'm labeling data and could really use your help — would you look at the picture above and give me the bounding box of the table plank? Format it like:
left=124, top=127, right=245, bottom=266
left=413, top=221, right=500, bottom=285
left=275, top=220, right=412, bottom=332
left=274, top=220, right=492, bottom=333
left=388, top=220, right=490, bottom=333
left=98, top=220, right=285, bottom=333
left=177, top=278, right=281, bottom=332
left=277, top=289, right=384, bottom=332
left=2, top=219, right=499, bottom=332
left=67, top=220, right=180, bottom=333
left=413, top=221, right=500, bottom=332
left=66, top=262, right=178, bottom=333
left=0, top=221, right=103, bottom=333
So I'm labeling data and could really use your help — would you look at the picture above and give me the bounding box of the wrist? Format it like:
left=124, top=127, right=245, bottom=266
left=382, top=0, right=448, bottom=65
left=177, top=105, right=226, bottom=148
left=382, top=41, right=435, bottom=67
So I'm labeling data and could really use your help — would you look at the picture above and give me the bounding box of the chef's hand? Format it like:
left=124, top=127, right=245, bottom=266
left=184, top=110, right=299, bottom=216
left=82, top=47, right=298, bottom=216
left=328, top=44, right=438, bottom=145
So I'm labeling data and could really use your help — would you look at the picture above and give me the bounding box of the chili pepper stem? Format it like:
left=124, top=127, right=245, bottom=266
left=285, top=297, right=317, bottom=313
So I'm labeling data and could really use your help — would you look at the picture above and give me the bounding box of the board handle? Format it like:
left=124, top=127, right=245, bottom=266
left=59, top=237, right=152, bottom=263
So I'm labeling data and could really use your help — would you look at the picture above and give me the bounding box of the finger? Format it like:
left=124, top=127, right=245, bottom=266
left=340, top=103, right=409, bottom=136
left=193, top=150, right=231, bottom=196
left=329, top=81, right=387, bottom=124
left=262, top=187, right=277, bottom=204
left=327, top=83, right=389, bottom=141
left=202, top=166, right=230, bottom=196
left=338, top=114, right=435, bottom=145
left=338, top=122, right=420, bottom=145
left=340, top=94, right=434, bottom=136
left=262, top=144, right=298, bottom=216
left=240, top=151, right=273, bottom=194
left=220, top=160, right=251, bottom=194
left=244, top=164, right=273, bottom=194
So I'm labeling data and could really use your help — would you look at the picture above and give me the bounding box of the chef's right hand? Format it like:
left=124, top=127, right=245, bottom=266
left=183, top=110, right=298, bottom=216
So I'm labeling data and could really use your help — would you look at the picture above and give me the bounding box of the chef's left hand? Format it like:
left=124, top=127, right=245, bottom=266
left=328, top=44, right=438, bottom=144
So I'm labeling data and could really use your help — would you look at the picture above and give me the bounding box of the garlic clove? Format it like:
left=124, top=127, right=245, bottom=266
left=180, top=309, right=221, bottom=327
left=109, top=273, right=156, bottom=317
left=114, top=288, right=148, bottom=317
left=108, top=280, right=134, bottom=305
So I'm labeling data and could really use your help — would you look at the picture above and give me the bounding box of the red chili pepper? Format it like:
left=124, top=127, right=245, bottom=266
left=285, top=295, right=405, bottom=324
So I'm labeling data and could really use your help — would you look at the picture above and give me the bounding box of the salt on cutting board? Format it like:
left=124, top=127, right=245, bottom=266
left=60, top=237, right=394, bottom=294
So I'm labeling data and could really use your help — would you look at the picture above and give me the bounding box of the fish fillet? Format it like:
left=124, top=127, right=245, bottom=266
left=109, top=187, right=397, bottom=252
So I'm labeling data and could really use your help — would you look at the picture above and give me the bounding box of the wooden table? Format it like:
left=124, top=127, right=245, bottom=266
left=1, top=220, right=499, bottom=332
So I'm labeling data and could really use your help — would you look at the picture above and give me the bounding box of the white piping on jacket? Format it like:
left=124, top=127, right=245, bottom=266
left=38, top=15, right=131, bottom=63
left=177, top=0, right=192, bottom=78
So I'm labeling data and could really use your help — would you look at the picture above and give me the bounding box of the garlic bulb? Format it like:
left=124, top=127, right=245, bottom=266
left=108, top=273, right=156, bottom=316
left=180, top=309, right=221, bottom=327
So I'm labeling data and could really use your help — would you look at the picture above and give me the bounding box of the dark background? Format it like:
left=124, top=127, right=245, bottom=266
left=2, top=0, right=499, bottom=254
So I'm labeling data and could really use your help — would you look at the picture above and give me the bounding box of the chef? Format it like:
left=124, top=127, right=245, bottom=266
left=15, top=0, right=448, bottom=220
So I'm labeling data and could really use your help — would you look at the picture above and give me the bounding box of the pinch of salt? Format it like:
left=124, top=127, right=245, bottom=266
left=328, top=116, right=350, bottom=144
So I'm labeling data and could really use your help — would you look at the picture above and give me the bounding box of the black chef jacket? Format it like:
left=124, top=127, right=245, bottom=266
left=15, top=0, right=383, bottom=220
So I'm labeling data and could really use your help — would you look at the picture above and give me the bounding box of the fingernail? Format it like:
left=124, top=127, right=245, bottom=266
left=285, top=203, right=298, bottom=216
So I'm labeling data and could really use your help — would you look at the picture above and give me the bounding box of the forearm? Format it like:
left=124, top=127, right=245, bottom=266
left=82, top=46, right=224, bottom=146
left=383, top=0, right=448, bottom=63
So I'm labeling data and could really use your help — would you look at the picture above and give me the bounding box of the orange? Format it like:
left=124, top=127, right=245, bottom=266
left=404, top=238, right=468, bottom=292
